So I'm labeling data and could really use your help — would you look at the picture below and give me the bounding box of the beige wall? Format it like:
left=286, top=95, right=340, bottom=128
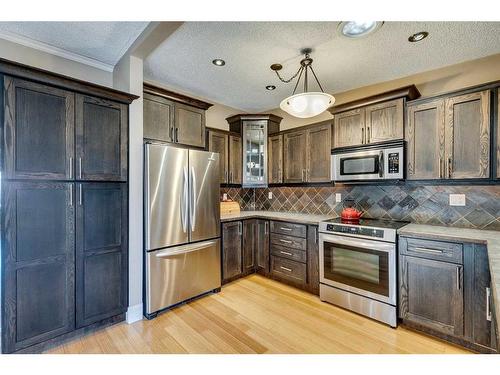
left=270, top=53, right=500, bottom=131
left=0, top=37, right=113, bottom=87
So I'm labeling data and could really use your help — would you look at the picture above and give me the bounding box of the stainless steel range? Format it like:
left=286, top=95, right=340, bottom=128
left=318, top=218, right=408, bottom=327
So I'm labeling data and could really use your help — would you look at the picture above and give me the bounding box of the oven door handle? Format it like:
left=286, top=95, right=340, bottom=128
left=379, top=151, right=384, bottom=178
left=319, top=233, right=395, bottom=253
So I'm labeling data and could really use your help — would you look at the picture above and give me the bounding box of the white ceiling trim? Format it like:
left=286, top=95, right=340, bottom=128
left=0, top=29, right=114, bottom=72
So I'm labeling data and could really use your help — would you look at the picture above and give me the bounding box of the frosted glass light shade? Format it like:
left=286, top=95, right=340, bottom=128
left=280, top=92, right=335, bottom=118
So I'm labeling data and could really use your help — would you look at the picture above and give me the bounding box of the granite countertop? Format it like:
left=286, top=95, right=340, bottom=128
left=398, top=223, right=500, bottom=348
left=220, top=210, right=334, bottom=225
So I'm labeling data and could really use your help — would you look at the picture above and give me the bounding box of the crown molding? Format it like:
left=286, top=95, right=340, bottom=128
left=0, top=30, right=114, bottom=72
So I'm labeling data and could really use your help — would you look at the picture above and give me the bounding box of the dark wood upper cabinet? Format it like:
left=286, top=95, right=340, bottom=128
left=283, top=130, right=307, bottom=183
left=222, top=221, right=242, bottom=281
left=75, top=183, right=128, bottom=328
left=208, top=130, right=229, bottom=184
left=3, top=77, right=75, bottom=180
left=332, top=108, right=365, bottom=148
left=365, top=98, right=404, bottom=143
left=242, top=220, right=255, bottom=272
left=228, top=135, right=242, bottom=184
left=2, top=181, right=75, bottom=353
left=400, top=254, right=464, bottom=337
left=444, top=90, right=490, bottom=179
left=174, top=103, right=205, bottom=148
left=406, top=99, right=445, bottom=180
left=306, top=123, right=331, bottom=182
left=76, top=94, right=128, bottom=182
left=268, top=134, right=283, bottom=184
left=143, top=92, right=174, bottom=142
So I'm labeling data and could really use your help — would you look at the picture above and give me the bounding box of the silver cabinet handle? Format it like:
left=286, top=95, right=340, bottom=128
left=412, top=247, right=444, bottom=255
left=280, top=266, right=292, bottom=272
left=69, top=185, right=73, bottom=206
left=448, top=157, right=453, bottom=178
left=280, top=251, right=292, bottom=256
left=301, top=169, right=305, bottom=182
left=361, top=128, right=364, bottom=144
left=224, top=170, right=228, bottom=183
left=315, top=227, right=318, bottom=244
left=238, top=221, right=242, bottom=235
left=367, top=126, right=371, bottom=143
left=190, top=166, right=197, bottom=231
left=439, top=157, right=443, bottom=179
left=456, top=266, right=461, bottom=290
left=280, top=227, right=292, bottom=231
left=279, top=239, right=293, bottom=244
left=78, top=157, right=82, bottom=179
left=69, top=157, right=73, bottom=179
left=174, top=127, right=179, bottom=143
left=169, top=126, right=173, bottom=141
left=486, top=287, right=492, bottom=321
left=78, top=184, right=83, bottom=205
left=229, top=171, right=233, bottom=183
left=264, top=221, right=269, bottom=235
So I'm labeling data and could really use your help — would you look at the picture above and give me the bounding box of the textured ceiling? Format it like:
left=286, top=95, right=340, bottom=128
left=0, top=22, right=149, bottom=66
left=144, top=22, right=500, bottom=112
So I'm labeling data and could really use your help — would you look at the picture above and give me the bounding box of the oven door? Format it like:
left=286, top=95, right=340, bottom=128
left=319, top=233, right=396, bottom=305
left=332, top=149, right=383, bottom=181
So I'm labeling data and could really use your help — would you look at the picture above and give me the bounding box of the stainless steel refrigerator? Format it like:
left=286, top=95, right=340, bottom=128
left=144, top=143, right=221, bottom=318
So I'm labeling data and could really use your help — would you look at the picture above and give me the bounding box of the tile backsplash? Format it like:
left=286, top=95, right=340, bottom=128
left=222, top=184, right=500, bottom=230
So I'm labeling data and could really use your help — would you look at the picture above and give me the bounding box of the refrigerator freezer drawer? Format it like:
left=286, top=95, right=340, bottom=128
left=145, top=239, right=221, bottom=315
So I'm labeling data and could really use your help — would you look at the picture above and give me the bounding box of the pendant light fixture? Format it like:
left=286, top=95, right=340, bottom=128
left=271, top=48, right=334, bottom=118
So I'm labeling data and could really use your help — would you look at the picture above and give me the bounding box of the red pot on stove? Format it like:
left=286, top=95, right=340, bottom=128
left=341, top=207, right=363, bottom=223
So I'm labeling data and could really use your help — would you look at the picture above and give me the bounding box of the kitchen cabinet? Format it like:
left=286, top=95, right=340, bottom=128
left=406, top=99, right=445, bottom=179
left=208, top=130, right=229, bottom=183
left=332, top=108, right=365, bottom=148
left=306, top=225, right=320, bottom=295
left=242, top=220, right=255, bottom=272
left=242, top=121, right=268, bottom=187
left=76, top=94, right=128, bottom=182
left=365, top=98, right=404, bottom=143
left=255, top=220, right=270, bottom=275
left=75, top=183, right=128, bottom=328
left=228, top=135, right=242, bottom=184
left=497, top=92, right=500, bottom=179
left=174, top=102, right=205, bottom=148
left=444, top=90, right=490, bottom=179
left=2, top=181, right=75, bottom=353
left=143, top=92, right=174, bottom=142
left=268, top=134, right=283, bottom=183
left=283, top=130, right=307, bottom=183
left=3, top=76, right=75, bottom=180
left=222, top=221, right=243, bottom=281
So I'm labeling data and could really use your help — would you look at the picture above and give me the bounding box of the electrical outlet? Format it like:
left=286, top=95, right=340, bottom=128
left=449, top=194, right=466, bottom=206
left=268, top=192, right=273, bottom=199
left=222, top=193, right=228, bottom=201
left=335, top=193, right=342, bottom=203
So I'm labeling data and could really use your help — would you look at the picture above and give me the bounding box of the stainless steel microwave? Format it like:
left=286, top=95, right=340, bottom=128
left=331, top=143, right=404, bottom=182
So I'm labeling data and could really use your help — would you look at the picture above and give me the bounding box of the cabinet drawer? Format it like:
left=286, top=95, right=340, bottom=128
left=271, top=256, right=307, bottom=284
left=270, top=233, right=307, bottom=251
left=270, top=221, right=307, bottom=238
left=400, top=237, right=463, bottom=264
left=271, top=244, right=307, bottom=263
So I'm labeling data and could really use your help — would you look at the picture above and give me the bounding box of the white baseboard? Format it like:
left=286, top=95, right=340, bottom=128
left=126, top=303, right=143, bottom=324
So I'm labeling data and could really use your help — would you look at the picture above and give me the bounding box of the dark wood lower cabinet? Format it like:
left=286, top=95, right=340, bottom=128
left=242, top=220, right=255, bottom=272
left=255, top=220, right=270, bottom=275
left=76, top=183, right=128, bottom=328
left=222, top=221, right=243, bottom=282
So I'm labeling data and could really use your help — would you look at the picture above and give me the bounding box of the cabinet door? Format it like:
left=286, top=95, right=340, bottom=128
left=497, top=92, right=500, bottom=178
left=255, top=220, right=270, bottom=274
left=228, top=135, right=242, bottom=184
left=445, top=90, right=490, bottom=179
left=2, top=182, right=75, bottom=353
left=208, top=130, right=229, bottom=183
left=76, top=95, right=128, bottom=181
left=76, top=183, right=128, bottom=328
left=306, top=225, right=319, bottom=295
left=242, top=220, right=255, bottom=272
left=174, top=103, right=205, bottom=148
left=283, top=130, right=307, bottom=183
left=222, top=221, right=242, bottom=281
left=406, top=100, right=445, bottom=179
left=306, top=124, right=331, bottom=182
left=332, top=108, right=365, bottom=148
left=4, top=77, right=74, bottom=180
left=268, top=134, right=283, bottom=184
left=400, top=255, right=464, bottom=337
left=143, top=93, right=174, bottom=142
left=365, top=98, right=404, bottom=144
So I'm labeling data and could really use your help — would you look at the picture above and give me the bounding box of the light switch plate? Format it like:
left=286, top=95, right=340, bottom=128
left=335, top=193, right=342, bottom=203
left=268, top=192, right=273, bottom=199
left=449, top=194, right=466, bottom=206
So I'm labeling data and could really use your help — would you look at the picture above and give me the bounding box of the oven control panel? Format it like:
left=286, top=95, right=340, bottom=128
left=387, top=152, right=400, bottom=174
left=326, top=224, right=384, bottom=239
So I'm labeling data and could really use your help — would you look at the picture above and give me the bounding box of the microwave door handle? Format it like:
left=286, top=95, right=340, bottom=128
left=379, top=151, right=384, bottom=178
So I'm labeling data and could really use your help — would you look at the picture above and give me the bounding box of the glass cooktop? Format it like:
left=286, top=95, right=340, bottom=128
left=323, top=218, right=409, bottom=230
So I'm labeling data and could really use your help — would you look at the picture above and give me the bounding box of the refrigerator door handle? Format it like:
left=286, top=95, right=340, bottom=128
left=181, top=166, right=189, bottom=233
left=190, top=166, right=197, bottom=231
left=154, top=240, right=218, bottom=259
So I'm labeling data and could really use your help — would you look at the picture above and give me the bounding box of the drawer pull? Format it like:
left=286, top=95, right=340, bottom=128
left=280, top=251, right=293, bottom=256
left=279, top=239, right=293, bottom=244
left=280, top=266, right=292, bottom=272
left=280, top=227, right=293, bottom=231
left=456, top=266, right=461, bottom=290
left=486, top=287, right=492, bottom=322
left=412, top=247, right=444, bottom=255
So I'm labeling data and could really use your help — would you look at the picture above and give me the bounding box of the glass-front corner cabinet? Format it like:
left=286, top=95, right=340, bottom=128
left=242, top=121, right=268, bottom=187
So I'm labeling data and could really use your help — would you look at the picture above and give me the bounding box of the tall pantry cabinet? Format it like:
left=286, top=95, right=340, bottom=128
left=0, top=64, right=136, bottom=353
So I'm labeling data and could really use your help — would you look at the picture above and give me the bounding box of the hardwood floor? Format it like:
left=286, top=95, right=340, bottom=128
left=46, top=274, right=471, bottom=354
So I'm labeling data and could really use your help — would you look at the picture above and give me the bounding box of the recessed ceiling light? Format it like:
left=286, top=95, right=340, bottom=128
left=408, top=31, right=429, bottom=43
left=266, top=85, right=276, bottom=91
left=339, top=21, right=383, bottom=38
left=212, top=58, right=225, bottom=66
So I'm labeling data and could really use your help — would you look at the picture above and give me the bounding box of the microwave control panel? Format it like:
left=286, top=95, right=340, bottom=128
left=387, top=152, right=400, bottom=174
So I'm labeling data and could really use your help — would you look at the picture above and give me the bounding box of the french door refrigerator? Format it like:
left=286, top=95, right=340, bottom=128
left=144, top=143, right=221, bottom=318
